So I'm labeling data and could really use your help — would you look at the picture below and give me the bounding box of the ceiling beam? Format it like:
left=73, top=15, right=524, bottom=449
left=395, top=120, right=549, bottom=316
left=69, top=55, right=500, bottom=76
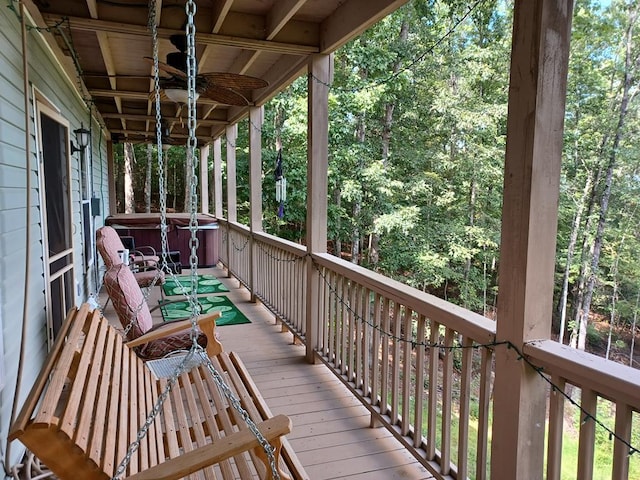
left=320, top=0, right=409, bottom=53
left=89, top=89, right=229, bottom=106
left=110, top=129, right=212, bottom=143
left=211, top=0, right=234, bottom=33
left=266, top=0, right=308, bottom=41
left=101, top=113, right=228, bottom=126
left=41, top=14, right=319, bottom=55
left=86, top=0, right=127, bottom=131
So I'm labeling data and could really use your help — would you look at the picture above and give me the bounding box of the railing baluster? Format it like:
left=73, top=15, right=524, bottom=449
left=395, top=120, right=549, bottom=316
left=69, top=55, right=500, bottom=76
left=362, top=288, right=372, bottom=396
left=457, top=336, right=473, bottom=479
left=577, top=387, right=597, bottom=479
left=391, top=302, right=401, bottom=423
left=613, top=402, right=632, bottom=480
left=340, top=277, right=349, bottom=375
left=414, top=315, right=426, bottom=448
left=354, top=284, right=364, bottom=389
left=371, top=293, right=382, bottom=414
left=380, top=297, right=391, bottom=417
left=476, top=346, right=492, bottom=480
left=401, top=308, right=413, bottom=436
left=441, top=328, right=454, bottom=475
left=347, top=282, right=357, bottom=382
left=321, top=266, right=329, bottom=355
left=547, top=375, right=566, bottom=480
left=426, top=319, right=438, bottom=462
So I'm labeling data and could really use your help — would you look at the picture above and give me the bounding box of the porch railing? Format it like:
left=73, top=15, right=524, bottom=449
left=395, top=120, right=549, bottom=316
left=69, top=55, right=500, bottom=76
left=217, top=220, right=640, bottom=479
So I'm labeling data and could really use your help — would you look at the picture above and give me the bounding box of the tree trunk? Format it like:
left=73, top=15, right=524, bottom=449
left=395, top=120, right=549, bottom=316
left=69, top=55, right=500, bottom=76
left=575, top=6, right=637, bottom=350
left=369, top=18, right=409, bottom=268
left=351, top=201, right=360, bottom=264
left=606, top=252, right=620, bottom=360
left=334, top=188, right=342, bottom=258
left=172, top=160, right=177, bottom=211
left=557, top=172, right=592, bottom=344
left=145, top=144, right=152, bottom=213
left=462, top=175, right=477, bottom=308
left=631, top=287, right=639, bottom=367
left=124, top=142, right=135, bottom=214
left=351, top=110, right=366, bottom=265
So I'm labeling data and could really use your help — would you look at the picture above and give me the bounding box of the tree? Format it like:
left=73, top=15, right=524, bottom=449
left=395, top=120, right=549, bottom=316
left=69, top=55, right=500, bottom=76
left=571, top=1, right=639, bottom=350
left=124, top=142, right=135, bottom=213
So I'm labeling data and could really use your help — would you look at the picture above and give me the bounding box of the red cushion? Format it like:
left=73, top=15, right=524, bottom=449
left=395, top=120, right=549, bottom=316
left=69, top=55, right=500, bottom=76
left=103, top=264, right=206, bottom=360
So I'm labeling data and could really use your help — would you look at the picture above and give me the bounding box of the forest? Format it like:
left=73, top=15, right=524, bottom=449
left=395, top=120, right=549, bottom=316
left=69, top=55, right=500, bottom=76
left=114, top=0, right=640, bottom=368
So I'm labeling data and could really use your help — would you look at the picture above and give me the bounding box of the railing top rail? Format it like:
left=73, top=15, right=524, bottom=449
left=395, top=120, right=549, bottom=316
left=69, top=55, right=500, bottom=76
left=253, top=231, right=307, bottom=257
left=312, top=252, right=496, bottom=345
left=524, top=339, right=640, bottom=411
left=219, top=219, right=249, bottom=233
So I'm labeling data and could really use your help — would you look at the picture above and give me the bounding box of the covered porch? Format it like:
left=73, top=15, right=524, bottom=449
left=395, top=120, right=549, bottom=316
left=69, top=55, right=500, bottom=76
left=4, top=0, right=640, bottom=479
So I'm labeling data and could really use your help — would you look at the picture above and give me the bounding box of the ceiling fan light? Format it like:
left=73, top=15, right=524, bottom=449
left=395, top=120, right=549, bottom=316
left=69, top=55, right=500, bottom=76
left=164, top=88, right=200, bottom=104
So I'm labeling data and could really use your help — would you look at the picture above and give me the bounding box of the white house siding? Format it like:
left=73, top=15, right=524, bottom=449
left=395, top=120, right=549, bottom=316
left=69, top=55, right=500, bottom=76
left=0, top=6, right=109, bottom=473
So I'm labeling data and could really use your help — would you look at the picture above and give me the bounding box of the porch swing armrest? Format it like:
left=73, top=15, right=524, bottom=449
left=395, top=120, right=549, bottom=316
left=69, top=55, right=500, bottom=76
left=125, top=311, right=222, bottom=356
left=124, top=414, right=292, bottom=480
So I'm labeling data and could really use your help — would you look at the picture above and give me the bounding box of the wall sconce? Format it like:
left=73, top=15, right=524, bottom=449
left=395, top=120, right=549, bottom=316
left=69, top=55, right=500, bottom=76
left=70, top=124, right=91, bottom=154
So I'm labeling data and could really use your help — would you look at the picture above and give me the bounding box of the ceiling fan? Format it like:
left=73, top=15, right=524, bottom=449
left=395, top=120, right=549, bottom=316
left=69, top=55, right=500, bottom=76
left=146, top=33, right=268, bottom=106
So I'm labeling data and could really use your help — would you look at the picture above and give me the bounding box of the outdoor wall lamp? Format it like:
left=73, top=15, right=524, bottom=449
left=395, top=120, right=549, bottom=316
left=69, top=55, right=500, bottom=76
left=71, top=124, right=90, bottom=154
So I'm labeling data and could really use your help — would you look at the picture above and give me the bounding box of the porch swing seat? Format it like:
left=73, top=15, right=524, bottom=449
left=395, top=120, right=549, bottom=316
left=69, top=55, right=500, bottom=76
left=8, top=304, right=309, bottom=480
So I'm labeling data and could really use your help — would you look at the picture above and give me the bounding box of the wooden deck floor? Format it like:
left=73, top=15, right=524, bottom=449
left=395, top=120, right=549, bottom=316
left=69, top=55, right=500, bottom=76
left=100, top=266, right=433, bottom=480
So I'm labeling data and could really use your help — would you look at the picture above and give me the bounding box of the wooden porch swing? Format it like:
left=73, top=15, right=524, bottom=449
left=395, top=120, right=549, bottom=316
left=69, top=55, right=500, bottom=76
left=9, top=2, right=307, bottom=478
left=8, top=303, right=307, bottom=480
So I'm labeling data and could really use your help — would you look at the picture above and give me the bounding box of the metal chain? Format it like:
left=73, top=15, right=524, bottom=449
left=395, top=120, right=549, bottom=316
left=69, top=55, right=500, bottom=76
left=184, top=4, right=278, bottom=476
left=148, top=0, right=170, bottom=271
left=185, top=0, right=201, bottom=341
left=118, top=0, right=167, bottom=341
left=113, top=3, right=280, bottom=478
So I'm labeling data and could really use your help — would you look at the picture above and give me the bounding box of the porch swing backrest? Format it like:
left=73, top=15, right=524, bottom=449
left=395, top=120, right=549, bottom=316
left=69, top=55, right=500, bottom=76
left=8, top=303, right=302, bottom=480
left=96, top=226, right=159, bottom=269
left=103, top=263, right=208, bottom=360
left=97, top=226, right=165, bottom=289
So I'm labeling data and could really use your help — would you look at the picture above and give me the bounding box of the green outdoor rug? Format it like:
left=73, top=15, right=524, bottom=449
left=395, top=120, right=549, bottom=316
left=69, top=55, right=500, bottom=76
left=159, top=295, right=250, bottom=326
left=162, top=274, right=229, bottom=297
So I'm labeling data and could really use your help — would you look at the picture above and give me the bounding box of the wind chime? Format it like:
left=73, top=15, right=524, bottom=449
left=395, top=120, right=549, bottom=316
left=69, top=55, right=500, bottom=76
left=275, top=149, right=286, bottom=218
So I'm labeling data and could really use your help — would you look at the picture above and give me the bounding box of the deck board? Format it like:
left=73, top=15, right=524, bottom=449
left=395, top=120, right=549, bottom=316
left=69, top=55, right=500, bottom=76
left=100, top=265, right=434, bottom=480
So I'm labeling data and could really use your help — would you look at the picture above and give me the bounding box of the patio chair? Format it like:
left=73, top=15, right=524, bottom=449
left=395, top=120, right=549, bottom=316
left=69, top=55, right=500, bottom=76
left=96, top=225, right=165, bottom=289
left=103, top=262, right=209, bottom=360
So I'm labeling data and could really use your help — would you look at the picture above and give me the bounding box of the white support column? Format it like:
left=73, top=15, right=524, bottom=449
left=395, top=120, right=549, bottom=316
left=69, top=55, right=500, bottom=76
left=213, top=137, right=223, bottom=219
left=491, top=1, right=573, bottom=478
left=226, top=124, right=237, bottom=223
left=305, top=54, right=332, bottom=363
left=225, top=124, right=237, bottom=278
left=199, top=144, right=210, bottom=213
left=248, top=107, right=263, bottom=302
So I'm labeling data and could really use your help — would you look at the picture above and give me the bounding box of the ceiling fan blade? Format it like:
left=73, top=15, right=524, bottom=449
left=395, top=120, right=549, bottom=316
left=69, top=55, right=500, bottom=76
left=143, top=57, right=187, bottom=78
left=201, top=84, right=250, bottom=106
left=200, top=72, right=268, bottom=90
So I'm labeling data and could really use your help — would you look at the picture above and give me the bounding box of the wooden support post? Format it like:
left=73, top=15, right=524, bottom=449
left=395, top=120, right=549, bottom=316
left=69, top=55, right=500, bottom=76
left=199, top=144, right=210, bottom=213
left=225, top=124, right=237, bottom=278
left=107, top=140, right=116, bottom=214
left=213, top=137, right=223, bottom=219
left=305, top=54, right=332, bottom=363
left=491, top=1, right=573, bottom=478
left=249, top=107, right=263, bottom=302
